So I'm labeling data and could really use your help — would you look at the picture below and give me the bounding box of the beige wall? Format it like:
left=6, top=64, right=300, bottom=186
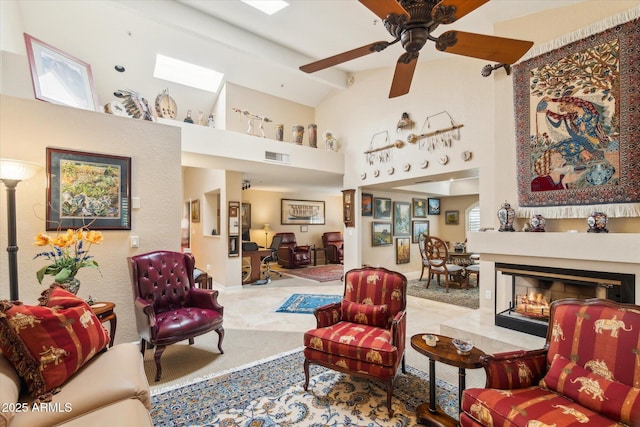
left=0, top=95, right=182, bottom=344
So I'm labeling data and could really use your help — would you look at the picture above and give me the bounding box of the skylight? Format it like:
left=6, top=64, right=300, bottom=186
left=153, top=54, right=224, bottom=93
left=240, top=0, right=289, bottom=15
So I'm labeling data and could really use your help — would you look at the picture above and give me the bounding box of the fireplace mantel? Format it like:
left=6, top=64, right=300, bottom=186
left=467, top=231, right=640, bottom=265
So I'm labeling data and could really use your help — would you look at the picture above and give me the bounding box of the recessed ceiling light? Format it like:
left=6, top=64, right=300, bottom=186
left=153, top=54, right=223, bottom=93
left=240, top=0, right=289, bottom=15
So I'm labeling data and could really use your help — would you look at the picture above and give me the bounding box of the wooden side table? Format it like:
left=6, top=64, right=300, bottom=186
left=91, top=302, right=117, bottom=347
left=411, top=334, right=486, bottom=427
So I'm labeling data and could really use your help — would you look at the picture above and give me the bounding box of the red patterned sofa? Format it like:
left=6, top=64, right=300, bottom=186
left=461, top=298, right=640, bottom=427
left=303, top=267, right=407, bottom=416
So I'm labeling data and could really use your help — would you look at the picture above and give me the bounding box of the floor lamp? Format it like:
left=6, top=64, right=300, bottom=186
left=0, top=159, right=41, bottom=301
left=261, top=223, right=272, bottom=248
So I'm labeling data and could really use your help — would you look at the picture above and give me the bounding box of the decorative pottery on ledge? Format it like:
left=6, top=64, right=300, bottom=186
left=529, top=214, right=546, bottom=232
left=587, top=211, right=608, bottom=233
left=497, top=201, right=516, bottom=232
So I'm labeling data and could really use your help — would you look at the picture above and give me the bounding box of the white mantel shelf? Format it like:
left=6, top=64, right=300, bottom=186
left=467, top=231, right=640, bottom=265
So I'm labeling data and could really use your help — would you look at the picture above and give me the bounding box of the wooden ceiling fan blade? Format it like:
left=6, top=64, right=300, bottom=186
left=437, top=31, right=533, bottom=64
left=389, top=55, right=418, bottom=98
left=359, top=0, right=408, bottom=20
left=300, top=41, right=390, bottom=73
left=432, top=0, right=489, bottom=24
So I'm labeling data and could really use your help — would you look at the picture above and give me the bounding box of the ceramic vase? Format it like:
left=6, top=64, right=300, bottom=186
left=308, top=124, right=317, bottom=148
left=275, top=124, right=283, bottom=141
left=587, top=211, right=608, bottom=233
left=497, top=201, right=515, bottom=232
left=529, top=214, right=546, bottom=232
left=60, top=277, right=81, bottom=295
left=292, top=125, right=304, bottom=145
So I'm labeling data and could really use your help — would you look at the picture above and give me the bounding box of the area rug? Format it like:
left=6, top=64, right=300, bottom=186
left=279, top=264, right=344, bottom=282
left=276, top=293, right=342, bottom=314
left=407, top=278, right=479, bottom=309
left=151, top=349, right=459, bottom=426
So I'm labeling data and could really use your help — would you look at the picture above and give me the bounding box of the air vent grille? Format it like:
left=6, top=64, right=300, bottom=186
left=265, top=151, right=290, bottom=163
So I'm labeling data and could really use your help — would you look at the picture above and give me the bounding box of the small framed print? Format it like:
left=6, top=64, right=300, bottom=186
left=395, top=237, right=410, bottom=264
left=412, top=198, right=427, bottom=218
left=445, top=210, right=460, bottom=225
left=361, top=193, right=373, bottom=217
left=373, top=197, right=391, bottom=219
left=427, top=198, right=441, bottom=215
left=371, top=222, right=392, bottom=246
left=191, top=199, right=201, bottom=223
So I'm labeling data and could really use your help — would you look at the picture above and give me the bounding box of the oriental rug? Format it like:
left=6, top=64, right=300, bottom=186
left=279, top=264, right=344, bottom=282
left=407, top=278, right=479, bottom=309
left=150, top=349, right=459, bottom=426
left=276, top=293, right=342, bottom=314
left=514, top=11, right=640, bottom=218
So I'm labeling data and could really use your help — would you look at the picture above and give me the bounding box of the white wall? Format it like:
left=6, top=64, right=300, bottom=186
left=0, top=95, right=182, bottom=344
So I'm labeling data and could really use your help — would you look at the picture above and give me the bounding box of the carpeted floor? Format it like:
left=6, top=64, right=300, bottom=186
left=151, top=349, right=459, bottom=426
left=276, top=293, right=342, bottom=314
left=407, top=277, right=479, bottom=309
left=278, top=264, right=344, bottom=282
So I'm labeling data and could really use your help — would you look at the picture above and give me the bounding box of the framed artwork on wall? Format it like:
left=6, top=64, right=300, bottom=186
left=445, top=210, right=459, bottom=225
left=46, top=148, right=131, bottom=230
left=395, top=237, right=410, bottom=264
left=427, top=198, right=441, bottom=215
left=371, top=222, right=392, bottom=246
left=241, top=203, right=251, bottom=229
left=392, top=201, right=411, bottom=236
left=281, top=199, right=325, bottom=225
left=412, top=198, right=427, bottom=218
left=24, top=33, right=98, bottom=111
left=361, top=192, right=373, bottom=216
left=412, top=220, right=429, bottom=243
left=373, top=197, right=391, bottom=219
left=191, top=199, right=200, bottom=223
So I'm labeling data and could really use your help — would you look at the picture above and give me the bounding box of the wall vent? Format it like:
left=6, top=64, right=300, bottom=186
left=264, top=151, right=290, bottom=164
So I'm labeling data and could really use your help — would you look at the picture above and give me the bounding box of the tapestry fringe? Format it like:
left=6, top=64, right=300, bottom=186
left=516, top=203, right=640, bottom=219
left=521, top=6, right=640, bottom=61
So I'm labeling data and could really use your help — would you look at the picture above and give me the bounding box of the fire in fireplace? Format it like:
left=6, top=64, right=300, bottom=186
left=495, top=263, right=636, bottom=337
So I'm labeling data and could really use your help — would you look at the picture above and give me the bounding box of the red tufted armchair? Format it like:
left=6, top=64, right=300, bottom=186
left=303, top=267, right=407, bottom=417
left=275, top=232, right=311, bottom=268
left=322, top=231, right=344, bottom=264
left=128, top=250, right=224, bottom=381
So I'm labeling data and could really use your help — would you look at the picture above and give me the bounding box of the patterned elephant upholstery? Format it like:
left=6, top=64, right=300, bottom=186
left=128, top=250, right=224, bottom=381
left=303, top=267, right=407, bottom=417
left=460, top=298, right=640, bottom=427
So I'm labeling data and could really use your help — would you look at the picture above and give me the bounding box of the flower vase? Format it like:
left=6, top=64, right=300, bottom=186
left=60, top=277, right=81, bottom=295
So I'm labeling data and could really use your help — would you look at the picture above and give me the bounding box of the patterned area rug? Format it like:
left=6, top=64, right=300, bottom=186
left=151, top=349, right=459, bottom=426
left=276, top=293, right=342, bottom=314
left=279, top=264, right=344, bottom=282
left=407, top=277, right=479, bottom=309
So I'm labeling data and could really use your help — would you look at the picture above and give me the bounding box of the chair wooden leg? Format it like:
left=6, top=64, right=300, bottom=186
left=419, top=264, right=425, bottom=281
left=140, top=338, right=146, bottom=356
left=216, top=327, right=225, bottom=354
left=401, top=354, right=406, bottom=374
left=153, top=345, right=166, bottom=382
left=386, top=380, right=394, bottom=418
left=188, top=338, right=195, bottom=345
left=303, top=358, right=310, bottom=390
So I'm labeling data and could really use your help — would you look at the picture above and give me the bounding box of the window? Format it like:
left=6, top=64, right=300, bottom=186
left=466, top=203, right=481, bottom=233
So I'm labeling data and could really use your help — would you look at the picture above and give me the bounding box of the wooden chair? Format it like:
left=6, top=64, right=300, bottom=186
left=303, top=267, right=407, bottom=417
left=464, top=254, right=480, bottom=288
left=418, top=234, right=464, bottom=293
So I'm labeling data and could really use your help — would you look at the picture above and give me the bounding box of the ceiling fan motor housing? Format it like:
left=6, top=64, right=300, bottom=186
left=388, top=0, right=442, bottom=52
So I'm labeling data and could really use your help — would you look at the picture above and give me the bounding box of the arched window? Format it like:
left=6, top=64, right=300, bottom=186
left=466, top=203, right=480, bottom=234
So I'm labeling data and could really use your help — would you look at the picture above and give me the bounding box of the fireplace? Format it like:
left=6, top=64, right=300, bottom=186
left=494, top=263, right=636, bottom=337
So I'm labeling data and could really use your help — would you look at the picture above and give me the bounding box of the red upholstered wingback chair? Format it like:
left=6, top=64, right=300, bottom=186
left=303, top=267, right=407, bottom=416
left=275, top=232, right=311, bottom=268
left=322, top=231, right=344, bottom=264
left=128, top=250, right=224, bottom=381
left=461, top=298, right=640, bottom=427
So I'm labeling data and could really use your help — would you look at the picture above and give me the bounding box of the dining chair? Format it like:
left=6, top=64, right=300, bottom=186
left=418, top=234, right=464, bottom=293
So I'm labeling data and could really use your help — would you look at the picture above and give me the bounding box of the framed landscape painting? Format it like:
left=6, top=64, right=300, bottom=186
left=371, top=222, right=392, bottom=246
left=46, top=148, right=131, bottom=230
left=412, top=198, right=427, bottom=218
left=395, top=237, right=410, bottom=264
left=392, top=201, right=411, bottom=236
left=373, top=197, right=391, bottom=219
left=427, top=198, right=441, bottom=215
left=361, top=193, right=373, bottom=216
left=412, top=220, right=429, bottom=243
left=281, top=199, right=325, bottom=225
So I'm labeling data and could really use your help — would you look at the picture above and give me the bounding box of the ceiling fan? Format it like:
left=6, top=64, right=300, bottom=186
left=299, top=0, right=534, bottom=98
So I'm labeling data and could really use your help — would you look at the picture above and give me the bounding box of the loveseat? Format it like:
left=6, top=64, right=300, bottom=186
left=0, top=285, right=152, bottom=427
left=461, top=298, right=640, bottom=427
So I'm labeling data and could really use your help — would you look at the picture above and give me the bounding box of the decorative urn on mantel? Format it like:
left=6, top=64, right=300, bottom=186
left=587, top=211, right=609, bottom=233
left=497, top=201, right=516, bottom=232
left=529, top=214, right=546, bottom=232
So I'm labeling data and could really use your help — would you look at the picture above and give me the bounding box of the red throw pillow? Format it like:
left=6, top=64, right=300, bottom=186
left=0, top=285, right=110, bottom=401
left=340, top=300, right=389, bottom=328
left=541, top=354, right=640, bottom=425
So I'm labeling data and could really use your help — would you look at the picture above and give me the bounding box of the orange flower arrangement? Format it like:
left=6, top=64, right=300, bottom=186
left=33, top=227, right=103, bottom=284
